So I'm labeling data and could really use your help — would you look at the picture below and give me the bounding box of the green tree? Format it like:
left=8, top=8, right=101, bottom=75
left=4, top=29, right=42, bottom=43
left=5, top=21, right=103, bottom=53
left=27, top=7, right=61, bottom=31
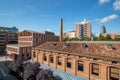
left=93, top=37, right=99, bottom=41
left=63, top=37, right=69, bottom=42
left=114, top=37, right=120, bottom=41
left=99, top=34, right=105, bottom=41
left=105, top=34, right=112, bottom=41
left=82, top=37, right=91, bottom=41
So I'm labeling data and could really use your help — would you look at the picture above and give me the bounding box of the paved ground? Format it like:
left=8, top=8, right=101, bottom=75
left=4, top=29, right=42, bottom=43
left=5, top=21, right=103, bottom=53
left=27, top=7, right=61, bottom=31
left=0, top=56, right=13, bottom=62
left=0, top=55, right=17, bottom=80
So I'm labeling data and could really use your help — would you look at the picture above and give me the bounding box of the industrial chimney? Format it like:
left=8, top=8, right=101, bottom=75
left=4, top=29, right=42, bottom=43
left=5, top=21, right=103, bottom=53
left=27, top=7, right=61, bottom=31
left=60, top=18, right=63, bottom=42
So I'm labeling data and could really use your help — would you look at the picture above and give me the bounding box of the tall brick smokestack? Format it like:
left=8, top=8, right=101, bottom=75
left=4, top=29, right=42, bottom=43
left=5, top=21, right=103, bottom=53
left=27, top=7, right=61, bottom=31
left=60, top=18, right=63, bottom=42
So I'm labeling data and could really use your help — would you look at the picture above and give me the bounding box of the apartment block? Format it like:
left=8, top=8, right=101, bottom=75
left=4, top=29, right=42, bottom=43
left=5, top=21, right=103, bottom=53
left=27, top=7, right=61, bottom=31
left=76, top=19, right=91, bottom=38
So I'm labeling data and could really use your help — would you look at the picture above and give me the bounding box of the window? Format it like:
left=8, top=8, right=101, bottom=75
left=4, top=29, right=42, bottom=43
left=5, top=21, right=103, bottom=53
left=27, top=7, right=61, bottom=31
left=58, top=57, right=62, bottom=65
left=33, top=52, right=36, bottom=58
left=92, top=64, right=99, bottom=76
left=67, top=59, right=71, bottom=68
left=44, top=54, right=47, bottom=61
left=112, top=61, right=117, bottom=64
left=78, top=62, right=84, bottom=71
left=58, top=61, right=62, bottom=65
left=50, top=56, right=54, bottom=63
left=22, top=54, right=24, bottom=57
left=110, top=67, right=119, bottom=80
left=106, top=43, right=114, bottom=50
left=27, top=54, right=29, bottom=57
left=64, top=43, right=70, bottom=47
left=81, top=43, right=87, bottom=48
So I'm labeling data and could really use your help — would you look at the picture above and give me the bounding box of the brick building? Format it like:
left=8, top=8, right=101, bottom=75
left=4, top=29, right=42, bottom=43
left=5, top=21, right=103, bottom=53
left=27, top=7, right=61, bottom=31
left=0, top=27, right=18, bottom=54
left=102, top=33, right=120, bottom=39
left=76, top=19, right=91, bottom=38
left=7, top=30, right=59, bottom=59
left=32, top=41, right=120, bottom=80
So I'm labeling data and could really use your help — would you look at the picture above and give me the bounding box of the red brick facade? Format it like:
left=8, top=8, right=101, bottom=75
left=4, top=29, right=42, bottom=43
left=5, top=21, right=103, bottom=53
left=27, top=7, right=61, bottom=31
left=7, top=30, right=59, bottom=59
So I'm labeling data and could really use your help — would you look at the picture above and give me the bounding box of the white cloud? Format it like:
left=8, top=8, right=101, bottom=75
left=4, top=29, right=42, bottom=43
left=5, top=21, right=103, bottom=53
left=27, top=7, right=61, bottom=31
left=113, top=0, right=120, bottom=10
left=99, top=0, right=110, bottom=4
left=100, top=14, right=119, bottom=23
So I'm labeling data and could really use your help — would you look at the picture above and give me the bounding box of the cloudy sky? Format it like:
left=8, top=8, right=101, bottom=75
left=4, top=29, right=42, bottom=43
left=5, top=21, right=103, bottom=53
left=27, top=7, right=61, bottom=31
left=0, top=0, right=120, bottom=35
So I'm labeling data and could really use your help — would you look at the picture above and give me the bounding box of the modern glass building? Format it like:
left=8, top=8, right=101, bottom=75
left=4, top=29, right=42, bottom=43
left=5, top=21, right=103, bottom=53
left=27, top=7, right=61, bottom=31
left=100, top=25, right=106, bottom=34
left=0, top=26, right=18, bottom=32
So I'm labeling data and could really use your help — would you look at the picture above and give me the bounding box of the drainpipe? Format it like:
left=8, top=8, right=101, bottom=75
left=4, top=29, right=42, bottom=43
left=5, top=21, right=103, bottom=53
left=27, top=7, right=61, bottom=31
left=89, top=63, right=91, bottom=80
left=37, top=52, right=38, bottom=62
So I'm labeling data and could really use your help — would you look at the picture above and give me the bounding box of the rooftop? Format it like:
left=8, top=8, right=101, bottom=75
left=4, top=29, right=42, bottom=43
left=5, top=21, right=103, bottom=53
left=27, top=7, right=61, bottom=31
left=7, top=44, right=31, bottom=47
left=24, top=30, right=55, bottom=35
left=33, top=41, right=120, bottom=62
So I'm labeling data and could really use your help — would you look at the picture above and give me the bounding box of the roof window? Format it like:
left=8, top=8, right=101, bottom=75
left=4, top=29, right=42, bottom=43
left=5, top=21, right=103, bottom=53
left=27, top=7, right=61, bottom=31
left=81, top=43, right=88, bottom=48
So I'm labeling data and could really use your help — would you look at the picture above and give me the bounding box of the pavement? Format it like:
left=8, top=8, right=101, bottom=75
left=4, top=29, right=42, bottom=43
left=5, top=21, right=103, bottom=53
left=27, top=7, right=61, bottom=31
left=0, top=55, right=13, bottom=62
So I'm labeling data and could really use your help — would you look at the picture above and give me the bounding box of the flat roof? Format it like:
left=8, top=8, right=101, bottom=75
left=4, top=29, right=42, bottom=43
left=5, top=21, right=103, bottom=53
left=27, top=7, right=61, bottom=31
left=7, top=44, right=31, bottom=47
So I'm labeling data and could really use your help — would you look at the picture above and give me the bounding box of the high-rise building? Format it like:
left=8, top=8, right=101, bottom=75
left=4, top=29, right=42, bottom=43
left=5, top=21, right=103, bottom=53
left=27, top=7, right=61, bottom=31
left=75, top=19, right=91, bottom=38
left=100, top=25, right=106, bottom=34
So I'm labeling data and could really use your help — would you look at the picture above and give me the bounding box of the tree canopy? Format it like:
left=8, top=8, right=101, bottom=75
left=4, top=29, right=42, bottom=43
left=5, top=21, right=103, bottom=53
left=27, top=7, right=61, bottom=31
left=9, top=56, right=54, bottom=80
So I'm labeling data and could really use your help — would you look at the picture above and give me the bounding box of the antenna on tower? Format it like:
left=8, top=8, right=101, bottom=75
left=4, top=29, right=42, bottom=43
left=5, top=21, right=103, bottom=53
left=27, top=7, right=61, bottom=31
left=84, top=19, right=86, bottom=22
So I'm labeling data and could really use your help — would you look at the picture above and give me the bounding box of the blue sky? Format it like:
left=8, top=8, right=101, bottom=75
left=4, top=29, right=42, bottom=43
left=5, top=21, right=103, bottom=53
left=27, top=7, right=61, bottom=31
left=0, top=0, right=120, bottom=35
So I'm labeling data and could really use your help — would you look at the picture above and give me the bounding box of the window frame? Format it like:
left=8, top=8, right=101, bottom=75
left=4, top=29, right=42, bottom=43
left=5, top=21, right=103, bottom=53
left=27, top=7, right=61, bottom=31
left=78, top=62, right=84, bottom=72
left=91, top=63, right=99, bottom=76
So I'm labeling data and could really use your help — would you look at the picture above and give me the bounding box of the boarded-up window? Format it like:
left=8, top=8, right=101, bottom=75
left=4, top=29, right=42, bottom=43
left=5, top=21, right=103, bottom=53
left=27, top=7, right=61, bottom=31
left=110, top=67, right=119, bottom=80
left=92, top=64, right=99, bottom=76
